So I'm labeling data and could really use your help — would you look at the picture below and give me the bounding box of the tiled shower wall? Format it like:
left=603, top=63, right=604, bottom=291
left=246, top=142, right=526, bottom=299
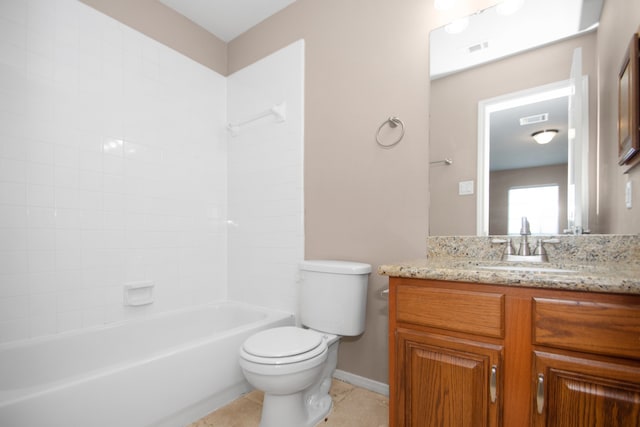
left=0, top=0, right=228, bottom=343
left=227, top=41, right=305, bottom=315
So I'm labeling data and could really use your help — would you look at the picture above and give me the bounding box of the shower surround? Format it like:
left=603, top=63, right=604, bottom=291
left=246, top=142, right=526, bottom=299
left=0, top=0, right=304, bottom=345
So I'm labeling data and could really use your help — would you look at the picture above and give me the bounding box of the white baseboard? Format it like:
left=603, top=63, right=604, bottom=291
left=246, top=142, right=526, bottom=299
left=333, top=369, right=389, bottom=397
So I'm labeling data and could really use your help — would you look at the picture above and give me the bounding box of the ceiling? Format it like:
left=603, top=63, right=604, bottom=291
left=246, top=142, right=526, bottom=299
left=158, top=0, right=297, bottom=42
left=490, top=97, right=569, bottom=171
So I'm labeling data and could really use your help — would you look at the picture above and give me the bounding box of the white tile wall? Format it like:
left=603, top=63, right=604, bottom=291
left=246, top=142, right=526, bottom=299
left=0, top=1, right=305, bottom=345
left=0, top=0, right=228, bottom=343
left=227, top=40, right=305, bottom=315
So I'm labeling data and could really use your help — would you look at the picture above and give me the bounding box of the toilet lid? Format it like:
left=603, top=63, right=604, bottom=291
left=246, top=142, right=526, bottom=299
left=242, top=326, right=325, bottom=360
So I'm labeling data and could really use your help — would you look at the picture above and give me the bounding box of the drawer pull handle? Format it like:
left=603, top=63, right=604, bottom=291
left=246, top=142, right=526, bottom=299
left=536, top=373, right=545, bottom=414
left=490, top=365, right=497, bottom=403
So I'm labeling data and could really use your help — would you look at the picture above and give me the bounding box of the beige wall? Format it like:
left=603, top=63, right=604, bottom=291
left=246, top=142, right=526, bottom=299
left=429, top=32, right=598, bottom=235
left=489, top=164, right=568, bottom=235
left=79, top=0, right=227, bottom=75
left=597, top=0, right=640, bottom=233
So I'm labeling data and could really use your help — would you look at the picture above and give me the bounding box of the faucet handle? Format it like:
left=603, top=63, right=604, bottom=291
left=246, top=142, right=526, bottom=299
left=535, top=238, right=559, bottom=253
left=541, top=238, right=560, bottom=245
left=533, top=238, right=560, bottom=259
left=504, top=238, right=515, bottom=255
left=492, top=238, right=515, bottom=259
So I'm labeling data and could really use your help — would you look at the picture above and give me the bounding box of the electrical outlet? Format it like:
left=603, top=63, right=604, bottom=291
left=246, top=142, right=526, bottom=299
left=626, top=181, right=632, bottom=209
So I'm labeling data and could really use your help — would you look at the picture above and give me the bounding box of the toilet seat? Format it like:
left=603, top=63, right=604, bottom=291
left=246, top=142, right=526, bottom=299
left=241, top=327, right=327, bottom=365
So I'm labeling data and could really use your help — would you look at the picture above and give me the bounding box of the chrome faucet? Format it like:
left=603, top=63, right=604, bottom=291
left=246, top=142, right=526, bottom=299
left=492, top=217, right=559, bottom=262
left=518, top=217, right=531, bottom=256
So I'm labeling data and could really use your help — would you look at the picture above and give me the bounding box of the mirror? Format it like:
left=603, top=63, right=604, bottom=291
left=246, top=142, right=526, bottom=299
left=477, top=68, right=589, bottom=236
left=428, top=0, right=601, bottom=236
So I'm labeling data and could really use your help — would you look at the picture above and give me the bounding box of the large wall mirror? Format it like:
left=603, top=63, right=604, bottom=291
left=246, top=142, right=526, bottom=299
left=428, top=0, right=602, bottom=236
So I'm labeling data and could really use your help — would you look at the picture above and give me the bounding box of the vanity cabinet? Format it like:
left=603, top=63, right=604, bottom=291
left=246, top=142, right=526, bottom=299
left=532, top=351, right=640, bottom=426
left=395, top=329, right=502, bottom=427
left=388, top=277, right=640, bottom=427
left=531, top=297, right=640, bottom=426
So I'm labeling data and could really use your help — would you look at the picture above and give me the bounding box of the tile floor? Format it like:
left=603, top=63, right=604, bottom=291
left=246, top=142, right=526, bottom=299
left=188, top=379, right=389, bottom=427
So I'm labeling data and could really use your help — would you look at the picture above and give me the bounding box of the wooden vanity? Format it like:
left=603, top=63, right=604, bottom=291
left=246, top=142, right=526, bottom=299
left=387, top=276, right=640, bottom=427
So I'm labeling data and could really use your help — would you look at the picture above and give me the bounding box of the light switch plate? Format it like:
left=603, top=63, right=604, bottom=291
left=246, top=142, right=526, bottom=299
left=459, top=180, right=474, bottom=195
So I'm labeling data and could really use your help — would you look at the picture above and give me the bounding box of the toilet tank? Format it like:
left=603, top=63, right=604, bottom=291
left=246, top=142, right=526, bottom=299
left=299, top=260, right=371, bottom=336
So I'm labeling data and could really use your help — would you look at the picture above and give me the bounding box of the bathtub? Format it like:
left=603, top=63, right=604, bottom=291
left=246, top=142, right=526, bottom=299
left=0, top=301, right=294, bottom=427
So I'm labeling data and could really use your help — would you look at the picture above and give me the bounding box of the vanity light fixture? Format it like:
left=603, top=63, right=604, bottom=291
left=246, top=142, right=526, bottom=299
left=496, top=0, right=525, bottom=16
left=434, top=0, right=456, bottom=11
left=531, top=129, right=558, bottom=145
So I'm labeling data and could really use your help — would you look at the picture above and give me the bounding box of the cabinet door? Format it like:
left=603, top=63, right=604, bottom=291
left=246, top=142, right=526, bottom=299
left=533, top=351, right=640, bottom=427
left=396, top=330, right=502, bottom=427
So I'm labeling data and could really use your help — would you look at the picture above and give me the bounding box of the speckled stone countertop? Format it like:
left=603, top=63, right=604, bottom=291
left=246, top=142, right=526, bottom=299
left=378, top=235, right=640, bottom=295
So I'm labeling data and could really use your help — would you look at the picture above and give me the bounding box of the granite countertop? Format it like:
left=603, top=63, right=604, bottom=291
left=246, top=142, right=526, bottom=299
left=378, top=235, right=640, bottom=295
left=378, top=258, right=640, bottom=295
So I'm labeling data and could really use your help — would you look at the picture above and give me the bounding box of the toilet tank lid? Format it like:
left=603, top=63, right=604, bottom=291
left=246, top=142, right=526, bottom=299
left=299, top=260, right=371, bottom=274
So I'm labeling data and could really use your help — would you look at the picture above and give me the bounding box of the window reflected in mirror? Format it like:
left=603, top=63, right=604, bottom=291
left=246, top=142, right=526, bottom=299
left=507, top=185, right=560, bottom=235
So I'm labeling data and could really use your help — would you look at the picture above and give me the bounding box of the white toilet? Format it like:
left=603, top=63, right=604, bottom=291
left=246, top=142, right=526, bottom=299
left=238, top=260, right=371, bottom=427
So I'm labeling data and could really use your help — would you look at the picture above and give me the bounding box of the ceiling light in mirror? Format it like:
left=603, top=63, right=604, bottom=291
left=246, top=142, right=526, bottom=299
left=532, top=129, right=559, bottom=144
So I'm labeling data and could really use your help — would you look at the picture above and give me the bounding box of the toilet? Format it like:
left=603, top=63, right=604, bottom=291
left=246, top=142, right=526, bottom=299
left=238, top=260, right=371, bottom=427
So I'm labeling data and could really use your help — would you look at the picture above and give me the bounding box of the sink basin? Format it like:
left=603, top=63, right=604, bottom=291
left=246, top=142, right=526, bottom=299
left=477, top=265, right=578, bottom=274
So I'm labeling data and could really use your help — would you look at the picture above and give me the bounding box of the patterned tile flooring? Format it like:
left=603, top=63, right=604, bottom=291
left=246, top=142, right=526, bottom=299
left=188, top=379, right=389, bottom=427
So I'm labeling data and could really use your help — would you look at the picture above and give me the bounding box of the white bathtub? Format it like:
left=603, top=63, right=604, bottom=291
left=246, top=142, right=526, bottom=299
left=0, top=302, right=294, bottom=427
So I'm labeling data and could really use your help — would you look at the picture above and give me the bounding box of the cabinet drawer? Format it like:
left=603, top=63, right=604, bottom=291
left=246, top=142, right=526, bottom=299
left=396, top=285, right=505, bottom=338
left=533, top=297, right=640, bottom=359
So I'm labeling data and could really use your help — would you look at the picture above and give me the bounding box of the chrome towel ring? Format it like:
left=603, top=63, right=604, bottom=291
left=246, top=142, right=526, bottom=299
left=376, top=116, right=405, bottom=148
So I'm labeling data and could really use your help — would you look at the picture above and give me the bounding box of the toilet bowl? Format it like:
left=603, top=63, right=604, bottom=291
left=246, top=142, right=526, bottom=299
left=239, top=327, right=337, bottom=427
left=238, top=260, right=371, bottom=427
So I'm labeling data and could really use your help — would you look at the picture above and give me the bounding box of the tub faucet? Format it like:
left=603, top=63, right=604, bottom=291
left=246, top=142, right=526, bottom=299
left=518, top=217, right=531, bottom=256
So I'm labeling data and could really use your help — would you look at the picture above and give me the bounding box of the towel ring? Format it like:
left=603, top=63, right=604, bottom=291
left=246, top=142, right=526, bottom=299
left=376, top=116, right=405, bottom=148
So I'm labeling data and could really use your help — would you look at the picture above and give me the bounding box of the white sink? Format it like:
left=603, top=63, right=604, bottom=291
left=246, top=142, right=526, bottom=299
left=477, top=265, right=578, bottom=274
